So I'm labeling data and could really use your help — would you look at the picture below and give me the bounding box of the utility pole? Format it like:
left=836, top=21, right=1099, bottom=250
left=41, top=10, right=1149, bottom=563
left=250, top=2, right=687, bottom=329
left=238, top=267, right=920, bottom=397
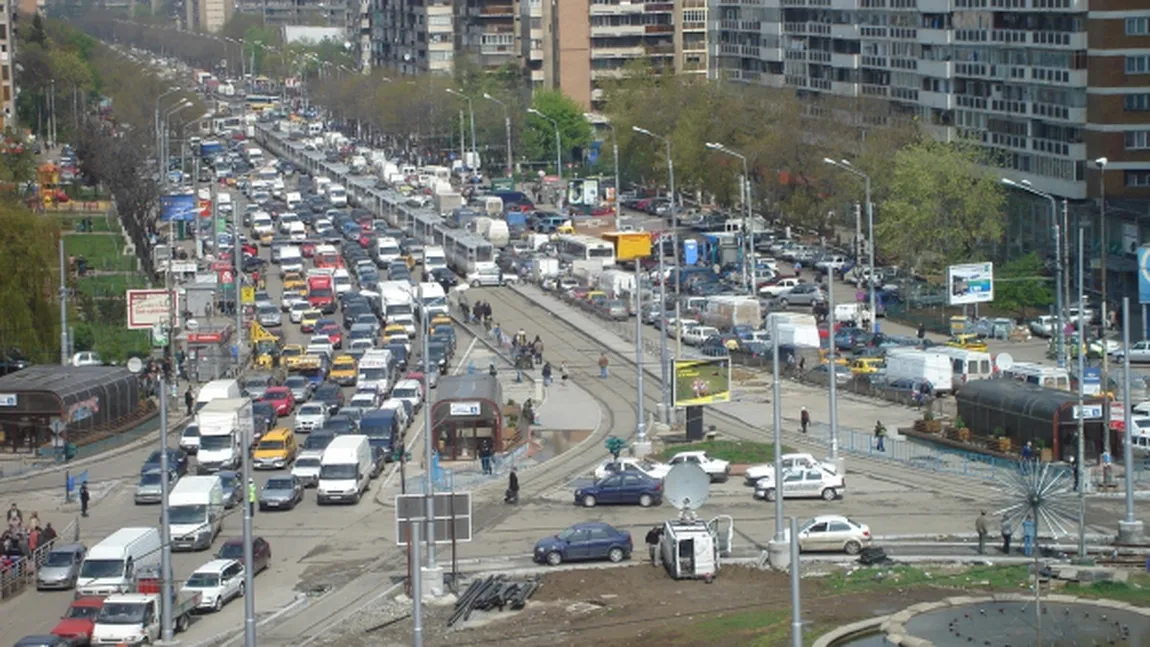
left=241, top=407, right=256, bottom=647
left=59, top=239, right=68, bottom=366
left=827, top=279, right=840, bottom=465
left=422, top=312, right=436, bottom=568
left=634, top=259, right=646, bottom=444
left=158, top=373, right=174, bottom=642
left=1076, top=224, right=1086, bottom=560
left=233, top=200, right=243, bottom=368
left=1119, top=297, right=1144, bottom=544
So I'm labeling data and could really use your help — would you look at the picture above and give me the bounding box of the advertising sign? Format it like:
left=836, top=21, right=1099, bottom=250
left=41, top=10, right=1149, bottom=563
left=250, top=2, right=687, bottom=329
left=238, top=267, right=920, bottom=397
left=672, top=358, right=732, bottom=407
left=1123, top=222, right=1140, bottom=255
left=126, top=289, right=177, bottom=330
left=449, top=402, right=481, bottom=416
left=566, top=179, right=600, bottom=206
left=947, top=262, right=994, bottom=306
left=1139, top=246, right=1150, bottom=304
left=1083, top=367, right=1101, bottom=397
left=159, top=193, right=197, bottom=222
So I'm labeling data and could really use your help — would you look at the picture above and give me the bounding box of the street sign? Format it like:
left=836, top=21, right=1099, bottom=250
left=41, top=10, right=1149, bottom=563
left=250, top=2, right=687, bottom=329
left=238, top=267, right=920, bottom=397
left=395, top=492, right=472, bottom=545
left=240, top=286, right=255, bottom=304
left=1083, top=367, right=1102, bottom=396
left=250, top=322, right=278, bottom=343
left=219, top=269, right=235, bottom=284
left=1073, top=404, right=1103, bottom=420
left=50, top=419, right=67, bottom=437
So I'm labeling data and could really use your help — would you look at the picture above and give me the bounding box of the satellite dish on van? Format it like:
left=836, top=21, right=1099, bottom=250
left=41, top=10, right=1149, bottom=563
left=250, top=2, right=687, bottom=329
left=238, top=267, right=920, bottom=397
left=664, top=463, right=710, bottom=520
left=996, top=352, right=1014, bottom=371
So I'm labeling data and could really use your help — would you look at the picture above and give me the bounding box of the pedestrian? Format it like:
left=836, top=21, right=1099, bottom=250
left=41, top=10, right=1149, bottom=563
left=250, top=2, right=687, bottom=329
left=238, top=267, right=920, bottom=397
left=39, top=523, right=57, bottom=546
left=28, top=527, right=40, bottom=554
left=542, top=362, right=553, bottom=387
left=185, top=387, right=195, bottom=417
left=248, top=478, right=257, bottom=516
left=1001, top=514, right=1013, bottom=554
left=79, top=484, right=90, bottom=518
left=800, top=407, right=810, bottom=434
left=1069, top=454, right=1079, bottom=491
left=479, top=440, right=492, bottom=475
left=460, top=301, right=471, bottom=323
left=598, top=353, right=609, bottom=379
left=1021, top=440, right=1034, bottom=462
left=6, top=503, right=21, bottom=531
left=917, top=322, right=926, bottom=345
left=1022, top=515, right=1035, bottom=557
left=489, top=363, right=498, bottom=377
left=560, top=361, right=569, bottom=385
left=532, top=336, right=544, bottom=364
left=645, top=525, right=662, bottom=566
left=515, top=328, right=528, bottom=349
left=975, top=510, right=989, bottom=555
left=492, top=322, right=502, bottom=345
left=523, top=399, right=536, bottom=426
left=27, top=512, right=40, bottom=532
left=799, top=355, right=806, bottom=371
left=874, top=420, right=886, bottom=452
left=505, top=467, right=519, bottom=504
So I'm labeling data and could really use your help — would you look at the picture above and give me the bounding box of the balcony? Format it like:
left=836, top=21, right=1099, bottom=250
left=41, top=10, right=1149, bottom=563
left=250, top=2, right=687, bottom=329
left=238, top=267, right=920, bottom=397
left=590, top=24, right=647, bottom=37
left=591, top=45, right=647, bottom=59
left=830, top=24, right=858, bottom=39
left=917, top=0, right=952, bottom=11
left=809, top=50, right=832, bottom=64
left=830, top=53, right=859, bottom=69
left=917, top=59, right=953, bottom=78
left=478, top=4, right=514, bottom=18
left=919, top=90, right=954, bottom=110
left=590, top=2, right=647, bottom=14
left=918, top=28, right=953, bottom=45
left=829, top=0, right=857, bottom=8
left=831, top=81, right=859, bottom=96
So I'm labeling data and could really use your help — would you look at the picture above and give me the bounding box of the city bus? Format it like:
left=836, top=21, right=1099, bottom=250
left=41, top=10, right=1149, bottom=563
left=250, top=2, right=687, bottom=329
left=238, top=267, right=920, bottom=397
left=556, top=234, right=616, bottom=265
left=245, top=94, right=278, bottom=113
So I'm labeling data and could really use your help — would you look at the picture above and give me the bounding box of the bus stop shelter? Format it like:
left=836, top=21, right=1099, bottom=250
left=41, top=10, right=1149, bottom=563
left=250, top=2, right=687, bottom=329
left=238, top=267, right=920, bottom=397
left=429, top=374, right=504, bottom=460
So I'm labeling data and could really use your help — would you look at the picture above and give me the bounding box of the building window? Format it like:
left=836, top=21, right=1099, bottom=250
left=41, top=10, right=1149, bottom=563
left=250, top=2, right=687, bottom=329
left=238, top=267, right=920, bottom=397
left=1126, top=131, right=1150, bottom=150
left=1127, top=17, right=1150, bottom=36
left=1126, top=171, right=1150, bottom=188
left=1126, top=94, right=1150, bottom=111
left=1126, top=55, right=1150, bottom=75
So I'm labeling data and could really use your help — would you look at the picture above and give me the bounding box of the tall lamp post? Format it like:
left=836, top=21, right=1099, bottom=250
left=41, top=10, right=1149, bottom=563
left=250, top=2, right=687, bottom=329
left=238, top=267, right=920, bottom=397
left=447, top=89, right=477, bottom=174
left=162, top=101, right=194, bottom=190
left=706, top=142, right=755, bottom=294
left=632, top=126, right=677, bottom=228
left=1003, top=178, right=1065, bottom=368
left=483, top=93, right=513, bottom=179
left=1094, top=157, right=1111, bottom=457
left=585, top=113, right=621, bottom=230
left=154, top=87, right=182, bottom=170
left=824, top=158, right=878, bottom=333
left=527, top=108, right=562, bottom=181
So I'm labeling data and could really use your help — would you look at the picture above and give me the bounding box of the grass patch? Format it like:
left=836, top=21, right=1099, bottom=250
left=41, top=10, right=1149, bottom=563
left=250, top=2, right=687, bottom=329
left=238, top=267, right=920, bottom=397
left=76, top=273, right=150, bottom=298
left=73, top=322, right=150, bottom=364
left=1066, top=575, right=1150, bottom=605
left=58, top=214, right=121, bottom=233
left=64, top=233, right=138, bottom=271
left=821, top=564, right=1032, bottom=595
left=686, top=609, right=788, bottom=644
left=656, top=440, right=790, bottom=464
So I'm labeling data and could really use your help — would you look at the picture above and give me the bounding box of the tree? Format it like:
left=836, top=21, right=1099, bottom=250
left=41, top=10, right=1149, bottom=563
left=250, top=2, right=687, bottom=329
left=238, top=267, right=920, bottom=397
left=993, top=253, right=1054, bottom=321
left=30, top=14, right=47, bottom=45
left=524, top=90, right=592, bottom=173
left=0, top=200, right=60, bottom=361
left=875, top=139, right=1006, bottom=272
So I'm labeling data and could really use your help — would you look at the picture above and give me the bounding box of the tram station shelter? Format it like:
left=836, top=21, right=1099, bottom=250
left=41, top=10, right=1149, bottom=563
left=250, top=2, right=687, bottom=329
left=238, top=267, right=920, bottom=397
left=956, top=380, right=1111, bottom=461
left=0, top=366, right=143, bottom=453
left=429, top=374, right=504, bottom=460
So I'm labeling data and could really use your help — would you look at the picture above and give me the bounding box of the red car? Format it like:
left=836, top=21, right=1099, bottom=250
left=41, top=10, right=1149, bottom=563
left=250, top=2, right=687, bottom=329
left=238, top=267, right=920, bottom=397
left=242, top=242, right=258, bottom=257
left=301, top=242, right=317, bottom=258
left=52, top=597, right=104, bottom=645
left=318, top=322, right=343, bottom=349
left=215, top=536, right=272, bottom=575
left=261, top=387, right=295, bottom=416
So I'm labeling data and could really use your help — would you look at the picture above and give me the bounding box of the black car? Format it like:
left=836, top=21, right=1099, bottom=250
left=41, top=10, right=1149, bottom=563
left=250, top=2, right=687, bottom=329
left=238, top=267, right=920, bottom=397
left=386, top=343, right=409, bottom=371
left=142, top=448, right=189, bottom=477
left=426, top=342, right=449, bottom=370
left=430, top=268, right=458, bottom=289
left=312, top=382, right=345, bottom=414
left=252, top=401, right=277, bottom=428
left=430, top=331, right=455, bottom=354
left=302, top=432, right=335, bottom=452
left=321, top=414, right=357, bottom=435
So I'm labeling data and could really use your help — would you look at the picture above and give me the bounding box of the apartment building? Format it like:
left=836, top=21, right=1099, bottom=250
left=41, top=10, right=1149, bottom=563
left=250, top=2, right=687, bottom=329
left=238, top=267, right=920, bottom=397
left=185, top=0, right=234, bottom=33
left=0, top=5, right=12, bottom=131
left=370, top=0, right=515, bottom=75
left=516, top=0, right=545, bottom=87
left=233, top=0, right=349, bottom=29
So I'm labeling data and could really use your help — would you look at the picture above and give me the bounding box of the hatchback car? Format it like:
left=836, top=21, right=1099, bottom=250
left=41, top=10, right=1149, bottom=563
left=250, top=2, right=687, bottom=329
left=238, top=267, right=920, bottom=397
left=259, top=476, right=304, bottom=511
left=260, top=387, right=295, bottom=416
left=796, top=514, right=872, bottom=555
left=312, top=382, right=345, bottom=413
left=256, top=304, right=282, bottom=328
left=283, top=375, right=314, bottom=402
left=218, top=470, right=243, bottom=509
left=779, top=283, right=825, bottom=307
left=36, top=543, right=87, bottom=590
left=215, top=536, right=272, bottom=575
left=141, top=448, right=188, bottom=477
left=242, top=374, right=275, bottom=400
left=181, top=559, right=246, bottom=612
left=179, top=424, right=201, bottom=455
left=134, top=468, right=179, bottom=505
left=292, top=450, right=324, bottom=487
left=533, top=522, right=632, bottom=567
left=574, top=473, right=663, bottom=508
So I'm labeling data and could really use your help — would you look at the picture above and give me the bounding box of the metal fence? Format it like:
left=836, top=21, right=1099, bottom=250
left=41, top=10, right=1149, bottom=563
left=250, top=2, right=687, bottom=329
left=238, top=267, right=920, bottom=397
left=0, top=517, right=79, bottom=600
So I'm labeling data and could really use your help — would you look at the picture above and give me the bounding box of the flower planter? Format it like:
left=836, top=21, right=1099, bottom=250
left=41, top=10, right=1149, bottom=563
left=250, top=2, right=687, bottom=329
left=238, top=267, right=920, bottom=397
left=993, top=437, right=1012, bottom=453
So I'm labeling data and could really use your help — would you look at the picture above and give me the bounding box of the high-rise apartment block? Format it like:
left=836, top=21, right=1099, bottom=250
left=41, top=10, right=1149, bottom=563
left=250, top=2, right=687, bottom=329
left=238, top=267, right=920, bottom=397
left=234, top=0, right=349, bottom=29
left=186, top=0, right=234, bottom=33
left=711, top=0, right=1150, bottom=203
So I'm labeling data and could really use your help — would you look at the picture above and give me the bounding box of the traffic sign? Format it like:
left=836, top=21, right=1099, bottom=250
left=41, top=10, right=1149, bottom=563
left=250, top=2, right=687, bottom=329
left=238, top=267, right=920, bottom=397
left=240, top=286, right=255, bottom=304
left=395, top=492, right=472, bottom=545
left=219, top=269, right=235, bottom=284
left=50, top=419, right=67, bottom=437
left=1073, top=404, right=1103, bottom=420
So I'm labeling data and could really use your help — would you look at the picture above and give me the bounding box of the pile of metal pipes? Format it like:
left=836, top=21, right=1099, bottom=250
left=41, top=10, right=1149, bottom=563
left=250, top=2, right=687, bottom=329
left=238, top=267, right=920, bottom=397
left=447, top=575, right=539, bottom=626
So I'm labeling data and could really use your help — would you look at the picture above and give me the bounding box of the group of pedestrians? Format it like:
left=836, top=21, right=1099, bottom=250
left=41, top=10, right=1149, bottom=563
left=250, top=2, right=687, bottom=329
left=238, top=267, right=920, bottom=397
left=975, top=510, right=1036, bottom=556
left=2, top=503, right=59, bottom=570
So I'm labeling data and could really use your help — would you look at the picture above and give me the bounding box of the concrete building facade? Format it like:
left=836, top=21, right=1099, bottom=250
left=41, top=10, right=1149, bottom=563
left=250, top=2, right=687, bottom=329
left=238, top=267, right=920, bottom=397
left=0, top=6, right=14, bottom=131
left=186, top=0, right=234, bottom=33
left=233, top=0, right=349, bottom=29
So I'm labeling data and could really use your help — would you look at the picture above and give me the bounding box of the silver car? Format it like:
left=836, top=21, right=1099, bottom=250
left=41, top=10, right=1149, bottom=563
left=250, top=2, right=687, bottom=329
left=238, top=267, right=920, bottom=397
left=292, top=451, right=323, bottom=487
left=135, top=468, right=179, bottom=504
left=259, top=475, right=304, bottom=510
left=778, top=283, right=826, bottom=307
left=36, top=543, right=86, bottom=590
left=283, top=375, right=314, bottom=403
left=257, top=304, right=282, bottom=327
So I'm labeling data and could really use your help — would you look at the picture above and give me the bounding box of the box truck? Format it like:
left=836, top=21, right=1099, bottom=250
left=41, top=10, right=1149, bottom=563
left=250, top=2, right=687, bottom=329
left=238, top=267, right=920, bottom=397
left=168, top=476, right=225, bottom=551
left=196, top=398, right=251, bottom=473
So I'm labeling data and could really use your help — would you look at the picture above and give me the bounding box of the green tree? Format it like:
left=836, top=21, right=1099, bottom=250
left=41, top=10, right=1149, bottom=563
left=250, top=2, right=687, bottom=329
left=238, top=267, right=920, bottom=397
left=30, top=14, right=48, bottom=45
left=875, top=139, right=1006, bottom=272
left=525, top=90, right=592, bottom=173
left=0, top=200, right=60, bottom=361
left=993, top=253, right=1054, bottom=320
left=0, top=135, right=37, bottom=189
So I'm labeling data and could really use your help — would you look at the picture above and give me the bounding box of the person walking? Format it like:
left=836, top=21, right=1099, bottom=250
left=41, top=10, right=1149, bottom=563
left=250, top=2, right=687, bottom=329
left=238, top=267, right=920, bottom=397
left=645, top=525, right=662, bottom=566
left=1021, top=441, right=1035, bottom=462
left=917, top=322, right=926, bottom=346
left=1022, top=515, right=1035, bottom=557
left=560, top=361, right=570, bottom=385
left=6, top=503, right=21, bottom=531
left=505, top=467, right=519, bottom=504
left=598, top=353, right=609, bottom=378
left=541, top=362, right=553, bottom=387
left=27, top=512, right=40, bottom=532
left=79, top=484, right=90, bottom=518
left=532, top=336, right=544, bottom=364
left=800, top=407, right=810, bottom=434
left=39, top=523, right=57, bottom=546
left=184, top=387, right=195, bottom=417
left=874, top=421, right=886, bottom=452
left=247, top=478, right=257, bottom=516
left=1001, top=514, right=1013, bottom=554
left=975, top=510, right=989, bottom=555
left=479, top=441, right=492, bottom=475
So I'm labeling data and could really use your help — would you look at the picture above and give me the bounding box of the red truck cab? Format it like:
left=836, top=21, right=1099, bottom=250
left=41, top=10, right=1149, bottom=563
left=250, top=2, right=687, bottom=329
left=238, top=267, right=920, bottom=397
left=307, top=275, right=336, bottom=313
left=52, top=596, right=104, bottom=645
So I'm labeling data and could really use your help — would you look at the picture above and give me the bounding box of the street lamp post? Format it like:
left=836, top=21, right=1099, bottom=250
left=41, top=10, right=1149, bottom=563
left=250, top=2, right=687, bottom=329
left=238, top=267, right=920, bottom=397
left=447, top=89, right=477, bottom=174
left=483, top=93, right=513, bottom=179
left=1002, top=178, right=1065, bottom=368
left=706, top=142, right=755, bottom=294
left=155, top=87, right=181, bottom=170
left=633, top=127, right=677, bottom=229
left=1120, top=297, right=1145, bottom=544
left=1075, top=223, right=1087, bottom=559
left=585, top=114, right=621, bottom=230
left=163, top=101, right=193, bottom=190
left=1094, top=157, right=1111, bottom=457
left=824, top=158, right=877, bottom=333
left=527, top=108, right=562, bottom=181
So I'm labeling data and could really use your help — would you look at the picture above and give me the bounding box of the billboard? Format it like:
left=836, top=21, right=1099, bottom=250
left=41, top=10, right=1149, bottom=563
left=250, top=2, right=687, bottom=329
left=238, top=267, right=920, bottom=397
left=1139, top=246, right=1150, bottom=304
left=947, top=262, right=994, bottom=306
left=672, top=358, right=732, bottom=407
left=126, top=289, right=178, bottom=330
left=159, top=193, right=197, bottom=222
left=566, top=179, right=600, bottom=207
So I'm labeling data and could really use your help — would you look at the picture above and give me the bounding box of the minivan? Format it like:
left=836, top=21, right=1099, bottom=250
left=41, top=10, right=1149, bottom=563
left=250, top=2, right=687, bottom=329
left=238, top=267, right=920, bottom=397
left=76, top=528, right=162, bottom=596
left=253, top=427, right=298, bottom=470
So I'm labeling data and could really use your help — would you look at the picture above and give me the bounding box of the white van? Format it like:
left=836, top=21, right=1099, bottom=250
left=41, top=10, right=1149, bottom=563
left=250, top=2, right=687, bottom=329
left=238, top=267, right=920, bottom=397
left=423, top=246, right=447, bottom=273
left=317, top=435, right=372, bottom=504
left=168, top=476, right=225, bottom=551
left=417, top=282, right=448, bottom=317
left=195, top=379, right=241, bottom=411
left=216, top=192, right=233, bottom=214
left=885, top=348, right=955, bottom=395
left=931, top=347, right=995, bottom=385
left=329, top=184, right=348, bottom=207
left=315, top=176, right=332, bottom=196
left=1001, top=362, right=1071, bottom=391
left=375, top=237, right=403, bottom=266
left=357, top=349, right=393, bottom=394
left=285, top=191, right=302, bottom=210
left=76, top=527, right=162, bottom=596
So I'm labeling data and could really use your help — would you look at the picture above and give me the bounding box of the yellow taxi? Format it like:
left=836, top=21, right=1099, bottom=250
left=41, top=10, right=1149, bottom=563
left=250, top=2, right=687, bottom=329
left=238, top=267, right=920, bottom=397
left=384, top=323, right=408, bottom=339
left=259, top=230, right=276, bottom=246
left=849, top=357, right=886, bottom=375
left=330, top=354, right=358, bottom=386
left=430, top=314, right=453, bottom=328
left=281, top=344, right=304, bottom=369
left=946, top=333, right=988, bottom=352
left=282, top=271, right=306, bottom=291
left=819, top=349, right=849, bottom=366
left=300, top=309, right=322, bottom=333
left=253, top=427, right=298, bottom=470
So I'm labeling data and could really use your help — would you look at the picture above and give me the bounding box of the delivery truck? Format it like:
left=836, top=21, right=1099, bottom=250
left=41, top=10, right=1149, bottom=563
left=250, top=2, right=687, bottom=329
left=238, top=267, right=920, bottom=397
left=196, top=398, right=251, bottom=473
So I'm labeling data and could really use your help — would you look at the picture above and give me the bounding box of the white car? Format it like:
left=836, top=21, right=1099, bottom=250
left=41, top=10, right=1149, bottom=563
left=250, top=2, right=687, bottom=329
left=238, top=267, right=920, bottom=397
left=178, top=424, right=200, bottom=454
left=667, top=451, right=731, bottom=482
left=289, top=300, right=311, bottom=323
left=306, top=335, right=334, bottom=357
left=681, top=325, right=721, bottom=346
left=278, top=213, right=300, bottom=234
left=744, top=452, right=836, bottom=485
left=181, top=559, right=246, bottom=612
left=759, top=277, right=802, bottom=297
left=796, top=515, right=872, bottom=555
left=281, top=290, right=303, bottom=312
left=348, top=392, right=378, bottom=410
left=1112, top=340, right=1150, bottom=363
left=292, top=450, right=324, bottom=487
left=753, top=467, right=845, bottom=501
left=593, top=457, right=672, bottom=481
left=294, top=402, right=329, bottom=432
left=389, top=379, right=424, bottom=412
left=71, top=351, right=102, bottom=367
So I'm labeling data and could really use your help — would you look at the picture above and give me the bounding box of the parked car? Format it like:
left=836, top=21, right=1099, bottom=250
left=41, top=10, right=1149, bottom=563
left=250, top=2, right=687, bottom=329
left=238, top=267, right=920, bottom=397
left=667, top=451, right=731, bottom=482
left=795, top=514, right=872, bottom=555
left=574, top=473, right=663, bottom=508
left=593, top=457, right=672, bottom=481
left=753, top=467, right=846, bottom=501
left=743, top=452, right=836, bottom=485
left=215, top=536, right=272, bottom=575
left=532, top=522, right=633, bottom=566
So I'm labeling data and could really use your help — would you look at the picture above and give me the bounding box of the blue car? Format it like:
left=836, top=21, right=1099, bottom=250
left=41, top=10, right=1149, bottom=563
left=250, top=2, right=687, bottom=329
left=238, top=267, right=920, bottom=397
left=574, top=473, right=663, bottom=508
left=533, top=522, right=632, bottom=566
left=141, top=448, right=189, bottom=477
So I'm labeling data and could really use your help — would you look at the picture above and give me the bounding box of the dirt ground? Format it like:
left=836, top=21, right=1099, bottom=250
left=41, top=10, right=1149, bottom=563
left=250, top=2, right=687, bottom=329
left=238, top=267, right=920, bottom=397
left=340, top=564, right=967, bottom=647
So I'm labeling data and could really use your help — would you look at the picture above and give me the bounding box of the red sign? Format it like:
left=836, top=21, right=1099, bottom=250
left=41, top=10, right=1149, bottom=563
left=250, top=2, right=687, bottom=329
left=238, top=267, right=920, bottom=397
left=210, top=262, right=233, bottom=272
left=187, top=331, right=227, bottom=344
left=219, top=269, right=235, bottom=284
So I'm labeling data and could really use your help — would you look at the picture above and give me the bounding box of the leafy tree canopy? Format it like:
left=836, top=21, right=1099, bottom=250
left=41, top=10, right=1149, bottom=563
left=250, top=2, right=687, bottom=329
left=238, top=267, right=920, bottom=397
left=993, top=252, right=1054, bottom=320
left=524, top=90, right=592, bottom=174
left=0, top=199, right=60, bottom=361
